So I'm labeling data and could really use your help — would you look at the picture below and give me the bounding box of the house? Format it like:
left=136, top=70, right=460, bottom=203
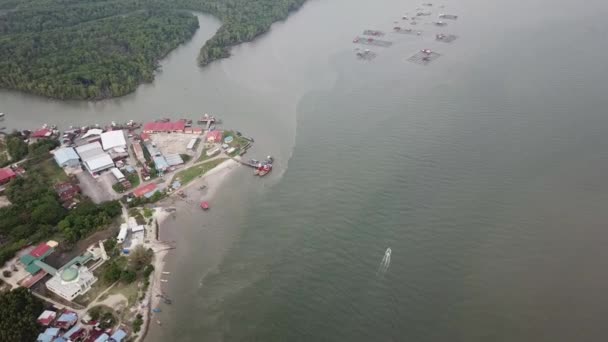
left=206, top=130, right=223, bottom=143
left=142, top=121, right=186, bottom=134
left=82, top=128, right=103, bottom=140
left=53, top=147, right=80, bottom=168
left=133, top=183, right=157, bottom=198
left=37, top=310, right=57, bottom=326
left=93, top=333, right=110, bottom=342
left=84, top=154, right=115, bottom=174
left=37, top=327, right=59, bottom=341
left=31, top=128, right=52, bottom=139
left=54, top=182, right=81, bottom=203
left=153, top=156, right=169, bottom=172
left=187, top=138, right=198, bottom=151
left=64, top=325, right=85, bottom=341
left=100, top=130, right=126, bottom=151
left=0, top=167, right=16, bottom=185
left=54, top=312, right=78, bottom=329
left=109, top=329, right=127, bottom=342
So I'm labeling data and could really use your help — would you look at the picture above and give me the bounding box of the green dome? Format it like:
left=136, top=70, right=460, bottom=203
left=61, top=267, right=79, bottom=282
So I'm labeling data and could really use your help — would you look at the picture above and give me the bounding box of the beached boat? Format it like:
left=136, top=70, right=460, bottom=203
left=200, top=201, right=209, bottom=210
left=258, top=164, right=272, bottom=177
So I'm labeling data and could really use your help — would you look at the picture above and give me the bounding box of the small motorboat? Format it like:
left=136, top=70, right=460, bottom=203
left=258, top=164, right=272, bottom=177
left=200, top=201, right=210, bottom=210
left=0, top=112, right=4, bottom=118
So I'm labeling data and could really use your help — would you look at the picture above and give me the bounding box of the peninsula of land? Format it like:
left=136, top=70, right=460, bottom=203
left=0, top=0, right=307, bottom=100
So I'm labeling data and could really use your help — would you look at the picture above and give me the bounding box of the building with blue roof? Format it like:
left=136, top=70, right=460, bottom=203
left=55, top=312, right=78, bottom=328
left=36, top=333, right=54, bottom=342
left=153, top=156, right=169, bottom=172
left=53, top=147, right=80, bottom=167
left=94, top=332, right=110, bottom=342
left=43, top=327, right=60, bottom=336
left=110, top=329, right=128, bottom=342
left=64, top=324, right=83, bottom=340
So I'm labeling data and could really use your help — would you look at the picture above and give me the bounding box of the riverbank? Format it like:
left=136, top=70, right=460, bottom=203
left=138, top=158, right=239, bottom=341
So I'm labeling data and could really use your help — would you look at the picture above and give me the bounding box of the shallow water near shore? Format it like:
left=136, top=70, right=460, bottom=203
left=5, top=0, right=608, bottom=340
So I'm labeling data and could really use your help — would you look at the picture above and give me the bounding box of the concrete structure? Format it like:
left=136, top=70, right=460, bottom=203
left=187, top=137, right=198, bottom=150
left=53, top=147, right=80, bottom=167
left=100, top=130, right=127, bottom=151
left=206, top=130, right=223, bottom=143
left=46, top=263, right=97, bottom=301
left=45, top=248, right=106, bottom=301
left=117, top=224, right=128, bottom=244
left=0, top=167, right=16, bottom=185
left=142, top=121, right=186, bottom=133
left=110, top=168, right=126, bottom=181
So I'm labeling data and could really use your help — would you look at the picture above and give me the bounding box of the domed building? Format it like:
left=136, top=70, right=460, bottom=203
left=45, top=243, right=107, bottom=301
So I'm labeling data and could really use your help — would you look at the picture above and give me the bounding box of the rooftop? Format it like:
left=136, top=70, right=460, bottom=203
left=100, top=130, right=127, bottom=151
left=32, top=128, right=52, bottom=138
left=53, top=147, right=79, bottom=164
left=143, top=121, right=186, bottom=132
left=0, top=167, right=16, bottom=182
left=133, top=183, right=157, bottom=197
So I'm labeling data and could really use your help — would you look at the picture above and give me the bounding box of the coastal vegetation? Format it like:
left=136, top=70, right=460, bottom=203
left=0, top=288, right=43, bottom=342
left=0, top=150, right=122, bottom=263
left=0, top=0, right=307, bottom=99
left=172, top=157, right=227, bottom=185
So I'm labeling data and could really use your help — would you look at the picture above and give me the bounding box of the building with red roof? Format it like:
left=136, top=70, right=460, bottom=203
left=37, top=310, right=57, bottom=326
left=206, top=130, right=223, bottom=143
left=30, top=242, right=52, bottom=258
left=0, top=167, right=16, bottom=185
left=142, top=121, right=185, bottom=134
left=31, top=128, right=52, bottom=138
left=133, top=183, right=157, bottom=197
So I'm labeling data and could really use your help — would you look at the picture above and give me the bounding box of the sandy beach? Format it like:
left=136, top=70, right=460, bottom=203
left=137, top=158, right=240, bottom=341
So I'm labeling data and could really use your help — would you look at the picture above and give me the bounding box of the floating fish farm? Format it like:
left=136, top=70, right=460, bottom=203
left=362, top=30, right=385, bottom=37
left=407, top=50, right=442, bottom=65
left=352, top=36, right=393, bottom=47
left=439, top=14, right=458, bottom=20
left=393, top=27, right=422, bottom=35
left=435, top=33, right=458, bottom=43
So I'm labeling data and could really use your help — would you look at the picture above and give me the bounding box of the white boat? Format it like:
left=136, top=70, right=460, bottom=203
left=0, top=113, right=4, bottom=118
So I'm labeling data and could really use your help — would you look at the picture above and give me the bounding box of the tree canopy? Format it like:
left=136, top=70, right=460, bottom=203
left=0, top=0, right=307, bottom=99
left=0, top=288, right=44, bottom=342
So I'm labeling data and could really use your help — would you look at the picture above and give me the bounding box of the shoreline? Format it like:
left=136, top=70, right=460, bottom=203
left=137, top=158, right=240, bottom=341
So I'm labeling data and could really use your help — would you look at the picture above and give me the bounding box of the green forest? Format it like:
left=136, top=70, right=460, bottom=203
left=0, top=0, right=307, bottom=100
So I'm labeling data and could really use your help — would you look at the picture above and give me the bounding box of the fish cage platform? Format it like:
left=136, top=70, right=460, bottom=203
left=435, top=34, right=458, bottom=43
left=353, top=36, right=393, bottom=47
left=439, top=14, right=458, bottom=20
left=362, top=30, right=385, bottom=37
left=393, top=27, right=423, bottom=35
left=355, top=49, right=377, bottom=60
left=407, top=50, right=442, bottom=65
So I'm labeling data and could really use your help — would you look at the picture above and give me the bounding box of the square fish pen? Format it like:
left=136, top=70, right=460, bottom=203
left=435, top=34, right=458, bottom=43
left=393, top=27, right=423, bottom=36
left=352, top=36, right=393, bottom=47
left=407, top=50, right=442, bottom=65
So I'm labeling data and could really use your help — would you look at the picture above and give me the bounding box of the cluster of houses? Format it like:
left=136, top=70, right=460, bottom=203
left=36, top=309, right=128, bottom=342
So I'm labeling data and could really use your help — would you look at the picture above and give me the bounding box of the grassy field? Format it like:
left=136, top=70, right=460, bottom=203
left=30, top=158, right=69, bottom=184
left=172, top=158, right=227, bottom=185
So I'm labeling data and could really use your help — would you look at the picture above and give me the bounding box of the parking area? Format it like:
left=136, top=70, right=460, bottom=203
left=76, top=171, right=120, bottom=203
left=150, top=133, right=199, bottom=156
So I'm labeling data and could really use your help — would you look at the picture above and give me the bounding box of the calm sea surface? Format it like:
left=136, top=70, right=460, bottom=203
left=3, top=0, right=608, bottom=340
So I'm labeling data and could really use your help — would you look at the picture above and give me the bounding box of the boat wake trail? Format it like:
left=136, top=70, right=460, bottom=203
left=377, top=247, right=391, bottom=276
